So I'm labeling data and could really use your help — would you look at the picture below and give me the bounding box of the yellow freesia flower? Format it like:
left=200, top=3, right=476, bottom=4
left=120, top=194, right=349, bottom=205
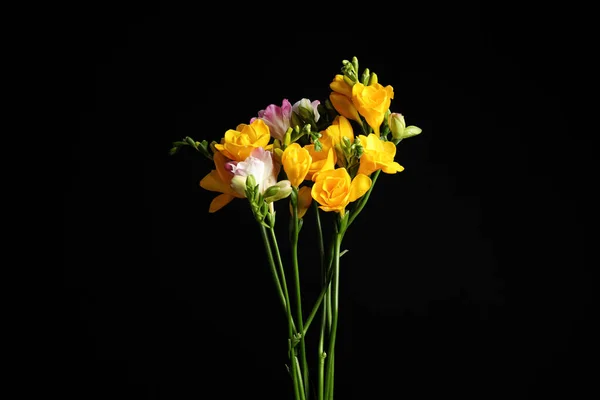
left=199, top=151, right=244, bottom=213
left=357, top=134, right=404, bottom=176
left=304, top=144, right=336, bottom=181
left=290, top=185, right=313, bottom=219
left=351, top=82, right=394, bottom=136
left=320, top=115, right=354, bottom=151
left=329, top=75, right=362, bottom=123
left=311, top=168, right=372, bottom=214
left=282, top=143, right=312, bottom=187
left=214, top=119, right=271, bottom=161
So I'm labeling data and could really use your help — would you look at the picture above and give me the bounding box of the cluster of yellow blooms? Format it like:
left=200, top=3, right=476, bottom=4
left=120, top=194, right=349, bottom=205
left=171, top=57, right=422, bottom=400
left=192, top=57, right=421, bottom=220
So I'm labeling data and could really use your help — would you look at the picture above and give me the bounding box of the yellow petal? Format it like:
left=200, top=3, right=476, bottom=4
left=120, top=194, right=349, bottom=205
left=337, top=115, right=355, bottom=143
left=316, top=166, right=350, bottom=182
left=382, top=140, right=397, bottom=157
left=329, top=93, right=361, bottom=123
left=209, top=193, right=235, bottom=213
left=290, top=185, right=313, bottom=219
left=282, top=143, right=312, bottom=187
left=200, top=170, right=231, bottom=193
left=213, top=151, right=233, bottom=183
left=366, top=133, right=383, bottom=151
left=319, top=205, right=345, bottom=214
left=348, top=174, right=372, bottom=202
left=309, top=147, right=336, bottom=181
left=357, top=157, right=377, bottom=176
left=382, top=162, right=404, bottom=174
left=329, top=75, right=353, bottom=97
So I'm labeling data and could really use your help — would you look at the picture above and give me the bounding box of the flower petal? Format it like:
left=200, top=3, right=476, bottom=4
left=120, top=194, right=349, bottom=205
left=329, top=93, right=362, bottom=123
left=381, top=162, right=404, bottom=174
left=209, top=194, right=235, bottom=213
left=348, top=174, right=372, bottom=202
left=200, top=170, right=231, bottom=193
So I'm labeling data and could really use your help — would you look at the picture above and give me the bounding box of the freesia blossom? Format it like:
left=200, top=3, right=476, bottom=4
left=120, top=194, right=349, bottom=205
left=357, top=134, right=404, bottom=176
left=252, top=99, right=292, bottom=142
left=329, top=75, right=361, bottom=123
left=311, top=168, right=372, bottom=214
left=214, top=119, right=271, bottom=161
left=282, top=143, right=312, bottom=187
left=229, top=146, right=285, bottom=197
left=351, top=82, right=394, bottom=136
left=304, top=144, right=336, bottom=181
left=292, top=98, right=321, bottom=123
left=199, top=151, right=245, bottom=213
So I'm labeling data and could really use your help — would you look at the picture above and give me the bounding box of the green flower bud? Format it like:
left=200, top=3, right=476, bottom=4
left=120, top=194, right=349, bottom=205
left=263, top=181, right=293, bottom=203
left=389, top=113, right=422, bottom=141
left=262, top=185, right=280, bottom=200
left=185, top=136, right=198, bottom=150
left=343, top=75, right=356, bottom=87
left=368, top=72, right=378, bottom=86
left=361, top=68, right=370, bottom=86
left=353, top=137, right=364, bottom=158
left=246, top=174, right=257, bottom=192
left=352, top=56, right=359, bottom=76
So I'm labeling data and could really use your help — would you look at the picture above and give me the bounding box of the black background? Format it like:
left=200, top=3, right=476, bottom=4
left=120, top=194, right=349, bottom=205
left=64, top=2, right=595, bottom=399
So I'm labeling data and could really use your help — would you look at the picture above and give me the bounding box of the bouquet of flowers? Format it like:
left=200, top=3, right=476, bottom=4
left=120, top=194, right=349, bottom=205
left=170, top=57, right=422, bottom=400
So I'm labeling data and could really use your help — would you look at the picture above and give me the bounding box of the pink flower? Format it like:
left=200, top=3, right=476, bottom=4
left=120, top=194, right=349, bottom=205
left=230, top=147, right=280, bottom=196
left=251, top=99, right=292, bottom=141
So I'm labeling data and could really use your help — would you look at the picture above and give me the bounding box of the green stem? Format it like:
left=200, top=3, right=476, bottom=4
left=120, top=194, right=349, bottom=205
left=314, top=200, right=327, bottom=400
left=268, top=226, right=298, bottom=335
left=324, top=215, right=347, bottom=400
left=291, top=355, right=302, bottom=400
left=295, top=356, right=307, bottom=400
left=326, top=232, right=335, bottom=333
left=291, top=189, right=309, bottom=399
left=313, top=201, right=325, bottom=282
left=303, top=267, right=334, bottom=335
left=318, top=292, right=327, bottom=400
left=260, top=225, right=293, bottom=331
left=261, top=222, right=300, bottom=399
left=326, top=353, right=335, bottom=400
left=348, top=169, right=381, bottom=227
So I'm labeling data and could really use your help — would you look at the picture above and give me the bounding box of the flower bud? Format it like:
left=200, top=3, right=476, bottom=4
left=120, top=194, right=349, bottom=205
left=368, top=72, right=378, bottom=86
left=264, top=181, right=293, bottom=203
left=361, top=68, right=370, bottom=86
left=284, top=128, right=292, bottom=146
left=282, top=143, right=312, bottom=187
left=262, top=184, right=280, bottom=199
left=389, top=112, right=422, bottom=141
left=246, top=174, right=257, bottom=191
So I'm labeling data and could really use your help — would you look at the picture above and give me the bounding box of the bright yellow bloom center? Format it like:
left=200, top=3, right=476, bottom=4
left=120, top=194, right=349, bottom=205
left=214, top=119, right=271, bottom=161
left=311, top=168, right=372, bottom=214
